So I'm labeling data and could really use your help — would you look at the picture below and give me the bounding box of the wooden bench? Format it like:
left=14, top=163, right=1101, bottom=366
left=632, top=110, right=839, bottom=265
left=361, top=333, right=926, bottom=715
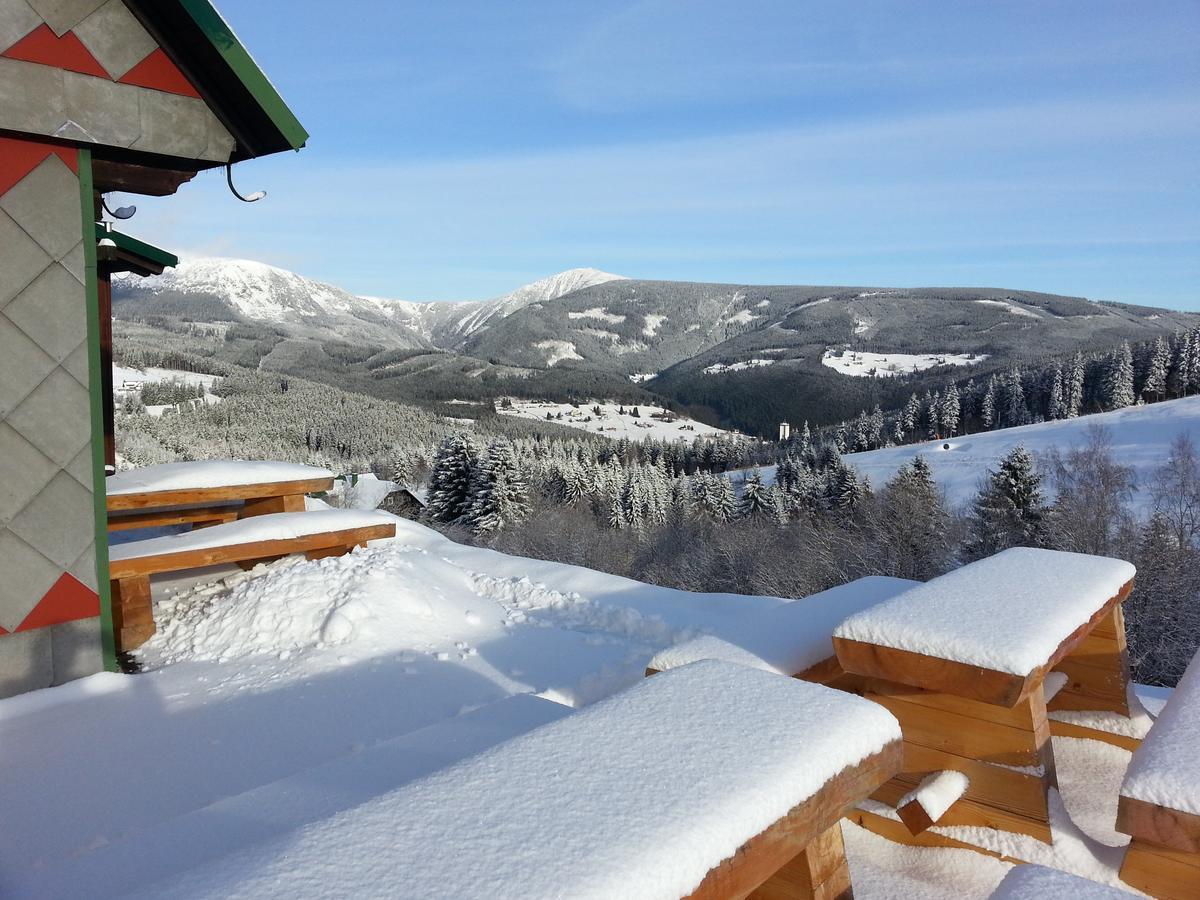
left=1116, top=650, right=1200, bottom=899
left=824, top=548, right=1135, bottom=850
left=106, top=461, right=335, bottom=531
left=109, top=510, right=395, bottom=652
left=139, top=660, right=903, bottom=899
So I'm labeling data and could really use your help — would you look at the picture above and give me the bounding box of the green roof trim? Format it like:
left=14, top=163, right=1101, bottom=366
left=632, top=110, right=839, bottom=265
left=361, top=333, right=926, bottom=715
left=177, top=0, right=309, bottom=152
left=95, top=224, right=179, bottom=269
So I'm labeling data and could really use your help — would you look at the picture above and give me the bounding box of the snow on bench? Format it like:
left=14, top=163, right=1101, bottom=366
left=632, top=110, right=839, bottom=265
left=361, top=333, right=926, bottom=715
left=107, top=461, right=335, bottom=530
left=989, top=864, right=1137, bottom=899
left=833, top=548, right=1136, bottom=707
left=109, top=510, right=396, bottom=652
left=143, top=660, right=903, bottom=900
left=107, top=461, right=335, bottom=497
left=896, top=769, right=969, bottom=835
left=1116, top=650, right=1200, bottom=896
left=647, top=576, right=918, bottom=677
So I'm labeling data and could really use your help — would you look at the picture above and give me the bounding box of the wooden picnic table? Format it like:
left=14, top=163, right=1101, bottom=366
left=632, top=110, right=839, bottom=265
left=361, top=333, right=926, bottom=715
left=1116, top=650, right=1200, bottom=899
left=106, top=461, right=335, bottom=531
left=138, top=660, right=903, bottom=900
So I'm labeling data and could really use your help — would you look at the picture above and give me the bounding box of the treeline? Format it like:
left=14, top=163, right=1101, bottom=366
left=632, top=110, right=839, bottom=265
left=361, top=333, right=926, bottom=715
left=824, top=327, right=1200, bottom=452
left=419, top=426, right=1199, bottom=687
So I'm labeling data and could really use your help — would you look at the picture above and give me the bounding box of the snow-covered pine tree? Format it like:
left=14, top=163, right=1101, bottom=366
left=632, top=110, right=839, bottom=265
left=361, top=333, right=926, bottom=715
left=1142, top=336, right=1170, bottom=402
left=1102, top=342, right=1136, bottom=410
left=902, top=393, right=921, bottom=442
left=466, top=441, right=530, bottom=534
left=1047, top=364, right=1065, bottom=420
left=980, top=377, right=997, bottom=430
left=425, top=435, right=479, bottom=525
left=736, top=470, right=776, bottom=520
left=940, top=384, right=961, bottom=438
left=1066, top=353, right=1085, bottom=417
left=966, top=445, right=1045, bottom=559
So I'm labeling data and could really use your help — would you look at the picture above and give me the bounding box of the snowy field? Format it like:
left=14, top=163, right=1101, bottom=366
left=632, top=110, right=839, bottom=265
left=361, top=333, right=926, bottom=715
left=822, top=349, right=989, bottom=377
left=754, top=396, right=1200, bottom=513
left=113, top=364, right=222, bottom=417
left=702, top=358, right=776, bottom=375
left=498, top=399, right=735, bottom=439
left=0, top=511, right=1166, bottom=897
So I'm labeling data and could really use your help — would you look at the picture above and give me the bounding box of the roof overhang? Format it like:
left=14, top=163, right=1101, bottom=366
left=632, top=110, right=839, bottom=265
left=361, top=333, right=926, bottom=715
left=124, top=0, right=309, bottom=164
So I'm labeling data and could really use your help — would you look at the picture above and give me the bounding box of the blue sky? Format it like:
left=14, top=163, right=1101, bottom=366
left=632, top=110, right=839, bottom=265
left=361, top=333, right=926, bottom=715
left=128, top=0, right=1199, bottom=308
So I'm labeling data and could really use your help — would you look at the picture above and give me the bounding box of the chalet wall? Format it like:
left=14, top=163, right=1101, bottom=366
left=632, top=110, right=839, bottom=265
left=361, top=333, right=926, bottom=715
left=0, top=0, right=235, bottom=162
left=0, top=136, right=103, bottom=698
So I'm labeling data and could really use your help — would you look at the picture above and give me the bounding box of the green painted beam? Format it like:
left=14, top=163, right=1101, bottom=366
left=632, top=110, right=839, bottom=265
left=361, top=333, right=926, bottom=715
left=95, top=224, right=179, bottom=269
left=79, top=149, right=118, bottom=673
left=177, top=0, right=309, bottom=152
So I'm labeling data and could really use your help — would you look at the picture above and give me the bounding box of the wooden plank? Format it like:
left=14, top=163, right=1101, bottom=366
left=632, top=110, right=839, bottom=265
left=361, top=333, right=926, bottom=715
left=107, top=506, right=240, bottom=532
left=833, top=672, right=1044, bottom=731
left=1048, top=718, right=1141, bottom=752
left=749, top=822, right=852, bottom=900
left=898, top=794, right=938, bottom=835
left=846, top=808, right=1025, bottom=865
left=872, top=779, right=1053, bottom=843
left=1089, top=603, right=1127, bottom=642
left=833, top=637, right=1034, bottom=708
left=856, top=689, right=1048, bottom=766
left=91, top=157, right=197, bottom=196
left=898, top=743, right=1052, bottom=822
left=1049, top=657, right=1130, bottom=715
left=106, top=477, right=334, bottom=512
left=241, top=492, right=306, bottom=517
left=1117, top=795, right=1200, bottom=855
left=833, top=580, right=1132, bottom=708
left=1118, top=838, right=1200, bottom=899
left=685, top=741, right=902, bottom=900
left=109, top=524, right=394, bottom=579
left=111, top=574, right=154, bottom=652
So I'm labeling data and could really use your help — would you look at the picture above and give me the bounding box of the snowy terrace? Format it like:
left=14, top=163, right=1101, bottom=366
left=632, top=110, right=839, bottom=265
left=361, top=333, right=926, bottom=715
left=1, top=508, right=1185, bottom=897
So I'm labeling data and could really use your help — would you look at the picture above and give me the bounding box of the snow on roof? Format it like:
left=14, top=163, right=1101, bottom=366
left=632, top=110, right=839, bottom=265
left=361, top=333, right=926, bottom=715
left=833, top=548, right=1135, bottom=676
left=141, top=660, right=901, bottom=900
left=1121, top=650, right=1200, bottom=815
left=109, top=510, right=394, bottom=563
left=649, top=577, right=918, bottom=676
left=989, top=864, right=1136, bottom=898
left=107, top=461, right=334, bottom=496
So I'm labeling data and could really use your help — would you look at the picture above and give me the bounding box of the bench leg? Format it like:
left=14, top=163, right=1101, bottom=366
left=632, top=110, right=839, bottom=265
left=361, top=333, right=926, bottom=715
left=750, top=821, right=853, bottom=900
left=241, top=493, right=306, bottom=518
left=111, top=575, right=155, bottom=653
left=305, top=542, right=367, bottom=562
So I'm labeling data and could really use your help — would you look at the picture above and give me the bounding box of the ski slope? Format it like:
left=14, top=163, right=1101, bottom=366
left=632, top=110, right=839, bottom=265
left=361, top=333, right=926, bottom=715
left=749, top=397, right=1200, bottom=512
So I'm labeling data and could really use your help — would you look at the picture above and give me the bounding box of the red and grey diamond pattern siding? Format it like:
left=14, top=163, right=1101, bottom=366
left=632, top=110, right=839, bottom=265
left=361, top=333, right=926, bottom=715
left=0, top=135, right=103, bottom=695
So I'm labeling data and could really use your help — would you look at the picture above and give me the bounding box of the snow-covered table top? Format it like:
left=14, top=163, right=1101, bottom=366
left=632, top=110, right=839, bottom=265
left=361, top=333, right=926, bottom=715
left=110, top=510, right=395, bottom=562
left=141, top=660, right=902, bottom=900
left=1121, top=651, right=1200, bottom=817
left=648, top=576, right=918, bottom=676
left=833, top=548, right=1136, bottom=678
left=107, top=461, right=334, bottom=496
left=989, top=864, right=1136, bottom=898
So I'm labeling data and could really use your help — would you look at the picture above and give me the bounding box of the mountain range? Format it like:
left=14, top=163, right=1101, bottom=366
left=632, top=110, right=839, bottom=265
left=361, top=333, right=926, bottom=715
left=113, top=258, right=1199, bottom=435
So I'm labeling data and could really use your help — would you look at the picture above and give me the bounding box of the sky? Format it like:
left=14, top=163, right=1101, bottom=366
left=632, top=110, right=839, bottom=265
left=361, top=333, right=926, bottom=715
left=125, top=0, right=1199, bottom=308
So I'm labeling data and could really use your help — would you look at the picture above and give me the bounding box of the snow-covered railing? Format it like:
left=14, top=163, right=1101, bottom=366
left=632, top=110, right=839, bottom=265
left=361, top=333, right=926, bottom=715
left=1115, top=649, right=1200, bottom=896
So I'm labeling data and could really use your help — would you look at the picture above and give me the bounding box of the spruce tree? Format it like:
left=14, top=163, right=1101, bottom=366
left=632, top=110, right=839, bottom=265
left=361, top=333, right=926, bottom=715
left=966, top=445, right=1045, bottom=559
left=425, top=435, right=479, bottom=525
left=467, top=441, right=530, bottom=534
left=1102, top=342, right=1136, bottom=410
left=1142, top=336, right=1169, bottom=402
left=737, top=470, right=776, bottom=521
